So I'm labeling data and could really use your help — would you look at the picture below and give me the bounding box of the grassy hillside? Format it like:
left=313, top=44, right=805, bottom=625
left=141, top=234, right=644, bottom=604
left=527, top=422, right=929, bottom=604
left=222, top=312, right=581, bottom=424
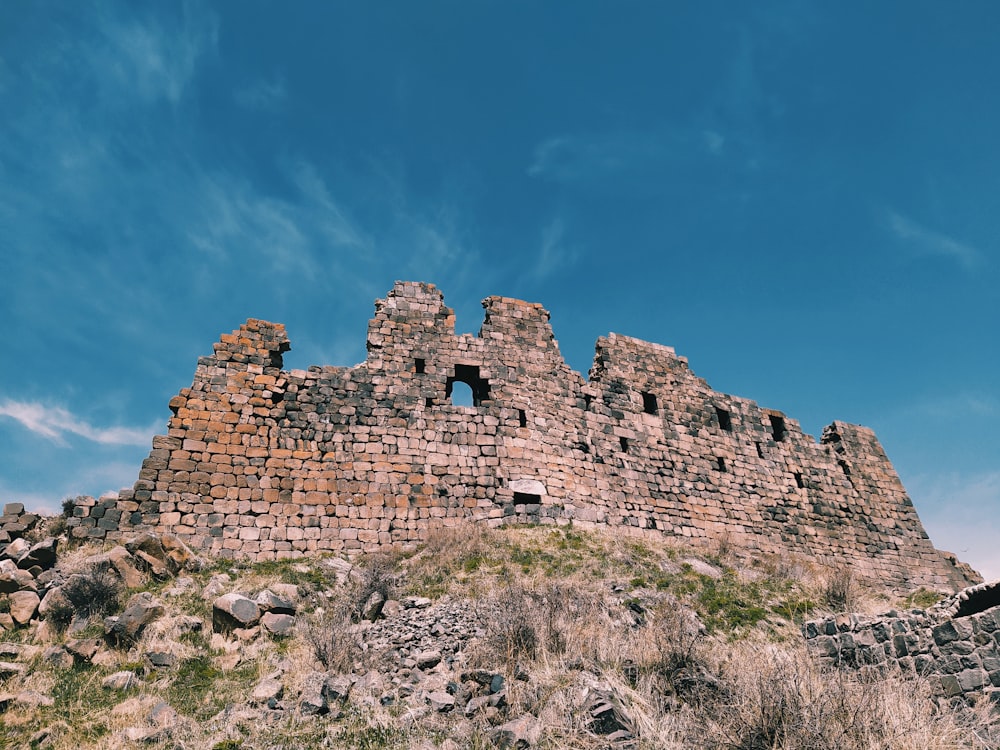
left=0, top=521, right=996, bottom=749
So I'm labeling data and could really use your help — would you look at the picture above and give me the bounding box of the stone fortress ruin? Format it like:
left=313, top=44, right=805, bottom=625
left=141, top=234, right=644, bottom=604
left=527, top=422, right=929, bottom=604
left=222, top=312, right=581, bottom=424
left=69, top=281, right=978, bottom=592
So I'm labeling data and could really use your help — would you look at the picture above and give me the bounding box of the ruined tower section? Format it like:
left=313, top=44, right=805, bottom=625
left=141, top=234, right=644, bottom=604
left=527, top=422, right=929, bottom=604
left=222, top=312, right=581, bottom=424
left=79, top=281, right=977, bottom=591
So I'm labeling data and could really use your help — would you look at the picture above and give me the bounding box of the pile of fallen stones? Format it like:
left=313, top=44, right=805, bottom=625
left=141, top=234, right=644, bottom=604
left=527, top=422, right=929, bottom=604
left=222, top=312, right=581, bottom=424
left=1, top=510, right=640, bottom=748
left=0, top=502, right=61, bottom=630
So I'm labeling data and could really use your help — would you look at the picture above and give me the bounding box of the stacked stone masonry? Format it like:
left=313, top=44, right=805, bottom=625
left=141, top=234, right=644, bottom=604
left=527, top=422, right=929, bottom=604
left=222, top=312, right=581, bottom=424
left=71, top=282, right=977, bottom=591
left=803, top=580, right=1000, bottom=704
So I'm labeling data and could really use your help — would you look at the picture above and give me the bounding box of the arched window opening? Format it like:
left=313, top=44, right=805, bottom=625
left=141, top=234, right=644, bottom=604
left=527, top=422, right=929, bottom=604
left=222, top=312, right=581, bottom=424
left=446, top=364, right=490, bottom=407
left=449, top=380, right=474, bottom=406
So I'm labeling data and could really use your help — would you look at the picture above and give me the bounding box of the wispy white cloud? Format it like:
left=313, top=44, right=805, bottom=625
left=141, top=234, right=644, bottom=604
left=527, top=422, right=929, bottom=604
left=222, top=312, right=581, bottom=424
left=186, top=160, right=372, bottom=285
left=0, top=400, right=157, bottom=447
left=527, top=126, right=744, bottom=190
left=517, top=216, right=579, bottom=285
left=886, top=210, right=985, bottom=271
left=93, top=4, right=218, bottom=105
left=234, top=75, right=287, bottom=111
left=911, top=471, right=1000, bottom=582
left=527, top=131, right=675, bottom=184
left=910, top=392, right=999, bottom=420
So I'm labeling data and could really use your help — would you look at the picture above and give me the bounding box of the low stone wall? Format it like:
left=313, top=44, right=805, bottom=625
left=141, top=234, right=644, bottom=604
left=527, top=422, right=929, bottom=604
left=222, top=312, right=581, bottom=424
left=803, top=580, right=1000, bottom=704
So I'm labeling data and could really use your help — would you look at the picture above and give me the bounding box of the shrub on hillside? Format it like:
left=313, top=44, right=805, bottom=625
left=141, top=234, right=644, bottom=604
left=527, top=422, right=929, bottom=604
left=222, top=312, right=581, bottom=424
left=46, top=567, right=122, bottom=627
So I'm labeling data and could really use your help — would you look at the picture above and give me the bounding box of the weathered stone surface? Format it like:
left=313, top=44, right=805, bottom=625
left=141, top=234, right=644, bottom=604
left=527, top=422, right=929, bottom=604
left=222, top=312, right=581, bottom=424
left=8, top=590, right=40, bottom=625
left=105, top=592, right=165, bottom=645
left=298, top=671, right=328, bottom=716
left=102, top=671, right=139, bottom=691
left=261, top=612, right=295, bottom=636
left=42, top=646, right=74, bottom=669
left=804, top=580, right=1000, bottom=703
left=0, top=538, right=30, bottom=562
left=492, top=713, right=543, bottom=748
left=416, top=649, right=442, bottom=670
left=361, top=590, right=386, bottom=622
left=18, top=537, right=58, bottom=570
left=213, top=593, right=261, bottom=633
left=251, top=678, right=284, bottom=705
left=68, top=282, right=976, bottom=593
left=254, top=589, right=295, bottom=615
left=65, top=638, right=101, bottom=662
left=426, top=690, right=454, bottom=712
left=0, top=561, right=35, bottom=593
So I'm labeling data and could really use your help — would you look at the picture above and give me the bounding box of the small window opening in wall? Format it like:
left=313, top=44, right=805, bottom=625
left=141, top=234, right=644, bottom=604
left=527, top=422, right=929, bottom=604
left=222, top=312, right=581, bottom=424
left=446, top=364, right=490, bottom=407
left=642, top=392, right=658, bottom=415
left=619, top=436, right=629, bottom=453
left=518, top=409, right=527, bottom=428
left=584, top=393, right=593, bottom=409
left=769, top=414, right=787, bottom=442
left=716, top=456, right=727, bottom=472
left=414, top=358, right=425, bottom=374
left=513, top=492, right=540, bottom=505
left=425, top=397, right=433, bottom=408
left=755, top=442, right=764, bottom=458
left=716, top=407, right=733, bottom=431
left=794, top=472, right=804, bottom=489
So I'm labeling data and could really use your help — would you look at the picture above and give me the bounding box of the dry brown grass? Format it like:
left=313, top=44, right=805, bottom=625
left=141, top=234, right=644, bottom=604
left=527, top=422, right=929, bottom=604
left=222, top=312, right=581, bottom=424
left=3, top=521, right=997, bottom=750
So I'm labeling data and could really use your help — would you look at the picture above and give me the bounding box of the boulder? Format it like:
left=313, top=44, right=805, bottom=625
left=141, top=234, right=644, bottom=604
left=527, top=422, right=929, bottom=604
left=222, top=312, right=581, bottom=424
left=361, top=590, right=386, bottom=621
left=1, top=538, right=31, bottom=563
left=213, top=593, right=261, bottom=633
left=298, top=671, right=329, bottom=716
left=492, top=714, right=543, bottom=748
left=0, top=561, right=35, bottom=593
left=251, top=678, right=284, bottom=706
left=261, top=612, right=295, bottom=636
left=9, top=590, right=40, bottom=625
left=426, top=690, right=455, bottom=712
left=102, top=671, right=140, bottom=691
left=416, top=649, right=442, bottom=670
left=159, top=533, right=200, bottom=572
left=105, top=592, right=165, bottom=645
left=0, top=662, right=24, bottom=679
left=65, top=638, right=101, bottom=662
left=255, top=589, right=296, bottom=615
left=18, top=537, right=58, bottom=571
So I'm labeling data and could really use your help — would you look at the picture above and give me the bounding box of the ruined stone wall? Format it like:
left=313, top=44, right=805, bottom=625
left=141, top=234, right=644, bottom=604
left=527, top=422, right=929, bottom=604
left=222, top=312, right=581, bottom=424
left=803, top=581, right=1000, bottom=704
left=69, top=282, right=976, bottom=590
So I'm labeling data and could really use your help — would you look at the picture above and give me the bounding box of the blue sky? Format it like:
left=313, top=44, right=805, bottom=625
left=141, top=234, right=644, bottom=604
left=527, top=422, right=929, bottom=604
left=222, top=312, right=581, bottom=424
left=1, top=2, right=997, bottom=579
